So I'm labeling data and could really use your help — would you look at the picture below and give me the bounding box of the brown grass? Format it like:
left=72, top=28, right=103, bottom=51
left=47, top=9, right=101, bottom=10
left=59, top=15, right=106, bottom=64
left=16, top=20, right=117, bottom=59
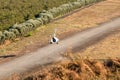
left=9, top=53, right=120, bottom=80
left=0, top=0, right=120, bottom=56
left=79, top=29, right=120, bottom=59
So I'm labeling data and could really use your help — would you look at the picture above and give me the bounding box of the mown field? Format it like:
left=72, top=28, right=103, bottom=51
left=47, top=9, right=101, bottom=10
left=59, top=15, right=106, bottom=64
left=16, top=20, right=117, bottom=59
left=0, top=0, right=76, bottom=30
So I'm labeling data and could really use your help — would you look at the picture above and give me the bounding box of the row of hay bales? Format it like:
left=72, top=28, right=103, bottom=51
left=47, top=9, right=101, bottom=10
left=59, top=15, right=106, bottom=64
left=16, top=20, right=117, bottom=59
left=0, top=0, right=103, bottom=44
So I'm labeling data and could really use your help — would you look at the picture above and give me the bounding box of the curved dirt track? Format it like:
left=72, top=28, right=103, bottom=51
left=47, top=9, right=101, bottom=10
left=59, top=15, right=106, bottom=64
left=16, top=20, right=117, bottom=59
left=0, top=18, right=120, bottom=80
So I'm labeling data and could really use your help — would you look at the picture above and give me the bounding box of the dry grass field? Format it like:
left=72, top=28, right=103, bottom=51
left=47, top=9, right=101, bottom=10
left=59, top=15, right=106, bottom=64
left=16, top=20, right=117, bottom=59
left=9, top=54, right=120, bottom=80
left=79, top=30, right=120, bottom=59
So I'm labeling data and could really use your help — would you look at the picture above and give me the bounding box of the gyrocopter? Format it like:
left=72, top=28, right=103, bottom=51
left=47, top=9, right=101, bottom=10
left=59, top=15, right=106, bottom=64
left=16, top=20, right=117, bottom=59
left=49, top=28, right=59, bottom=44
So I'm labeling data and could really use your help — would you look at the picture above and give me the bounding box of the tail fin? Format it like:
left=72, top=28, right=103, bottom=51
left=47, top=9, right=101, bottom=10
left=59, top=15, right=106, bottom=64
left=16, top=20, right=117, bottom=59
left=53, top=28, right=57, bottom=37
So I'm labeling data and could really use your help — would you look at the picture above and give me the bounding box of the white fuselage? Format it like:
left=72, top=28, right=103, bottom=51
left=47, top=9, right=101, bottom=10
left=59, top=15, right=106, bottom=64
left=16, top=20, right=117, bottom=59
left=50, top=36, right=59, bottom=44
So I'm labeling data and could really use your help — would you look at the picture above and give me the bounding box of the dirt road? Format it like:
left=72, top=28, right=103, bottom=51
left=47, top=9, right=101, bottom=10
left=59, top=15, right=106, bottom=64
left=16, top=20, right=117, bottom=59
left=0, top=17, right=120, bottom=80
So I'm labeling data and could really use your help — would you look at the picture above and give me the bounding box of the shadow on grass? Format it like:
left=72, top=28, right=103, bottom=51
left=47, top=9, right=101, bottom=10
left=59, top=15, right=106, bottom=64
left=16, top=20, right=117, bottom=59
left=0, top=55, right=16, bottom=58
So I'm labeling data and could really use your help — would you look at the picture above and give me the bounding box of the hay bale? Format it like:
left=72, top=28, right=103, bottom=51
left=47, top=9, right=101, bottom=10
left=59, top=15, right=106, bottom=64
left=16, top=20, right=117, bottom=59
left=24, top=23, right=33, bottom=31
left=14, top=24, right=26, bottom=36
left=11, top=23, right=19, bottom=29
left=72, top=2, right=82, bottom=9
left=48, top=7, right=60, bottom=17
left=95, top=0, right=103, bottom=2
left=26, top=19, right=41, bottom=28
left=8, top=32, right=16, bottom=40
left=11, top=24, right=25, bottom=36
left=19, top=24, right=32, bottom=36
left=36, top=18, right=44, bottom=25
left=0, top=34, right=6, bottom=44
left=56, top=7, right=65, bottom=15
left=3, top=30, right=16, bottom=40
left=8, top=29, right=20, bottom=36
left=0, top=31, right=2, bottom=36
left=41, top=16, right=49, bottom=24
left=56, top=7, right=62, bottom=14
left=0, top=31, right=3, bottom=44
left=85, top=0, right=95, bottom=5
left=39, top=13, right=50, bottom=24
left=22, top=23, right=32, bottom=32
left=39, top=12, right=53, bottom=23
left=3, top=30, right=11, bottom=40
left=60, top=4, right=71, bottom=14
left=22, top=24, right=29, bottom=32
left=77, top=0, right=86, bottom=6
left=41, top=10, right=54, bottom=18
left=68, top=3, right=74, bottom=11
left=24, top=21, right=35, bottom=31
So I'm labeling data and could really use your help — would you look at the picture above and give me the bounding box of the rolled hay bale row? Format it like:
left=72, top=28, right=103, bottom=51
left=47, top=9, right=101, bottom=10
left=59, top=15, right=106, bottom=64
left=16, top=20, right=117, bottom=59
left=8, top=29, right=20, bottom=37
left=0, top=31, right=2, bottom=42
left=71, top=1, right=82, bottom=9
left=85, top=0, right=99, bottom=5
left=56, top=7, right=65, bottom=15
left=39, top=12, right=54, bottom=24
left=68, top=3, right=75, bottom=11
left=21, top=24, right=30, bottom=34
left=23, top=19, right=43, bottom=36
left=0, top=35, right=6, bottom=44
left=85, top=0, right=94, bottom=5
left=94, top=0, right=103, bottom=2
left=18, top=23, right=35, bottom=36
left=40, top=10, right=54, bottom=20
left=55, top=3, right=75, bottom=16
left=7, top=31, right=16, bottom=41
left=36, top=18, right=44, bottom=25
left=3, top=30, right=11, bottom=40
left=40, top=16, right=49, bottom=24
left=22, top=22, right=34, bottom=32
left=0, top=0, right=103, bottom=44
left=77, top=0, right=86, bottom=6
left=9, top=19, right=42, bottom=37
left=3, top=30, right=16, bottom=41
left=60, top=4, right=69, bottom=14
left=10, top=24, right=24, bottom=36
left=47, top=0, right=85, bottom=18
left=26, top=19, right=41, bottom=28
left=0, top=31, right=5, bottom=44
left=56, top=1, right=82, bottom=15
left=12, top=24, right=28, bottom=36
left=49, top=3, right=74, bottom=17
left=59, top=4, right=72, bottom=14
left=48, top=7, right=60, bottom=17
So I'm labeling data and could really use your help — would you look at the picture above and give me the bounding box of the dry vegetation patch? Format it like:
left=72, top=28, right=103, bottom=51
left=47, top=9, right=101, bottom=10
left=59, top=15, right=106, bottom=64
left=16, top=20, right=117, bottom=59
left=10, top=54, right=120, bottom=80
